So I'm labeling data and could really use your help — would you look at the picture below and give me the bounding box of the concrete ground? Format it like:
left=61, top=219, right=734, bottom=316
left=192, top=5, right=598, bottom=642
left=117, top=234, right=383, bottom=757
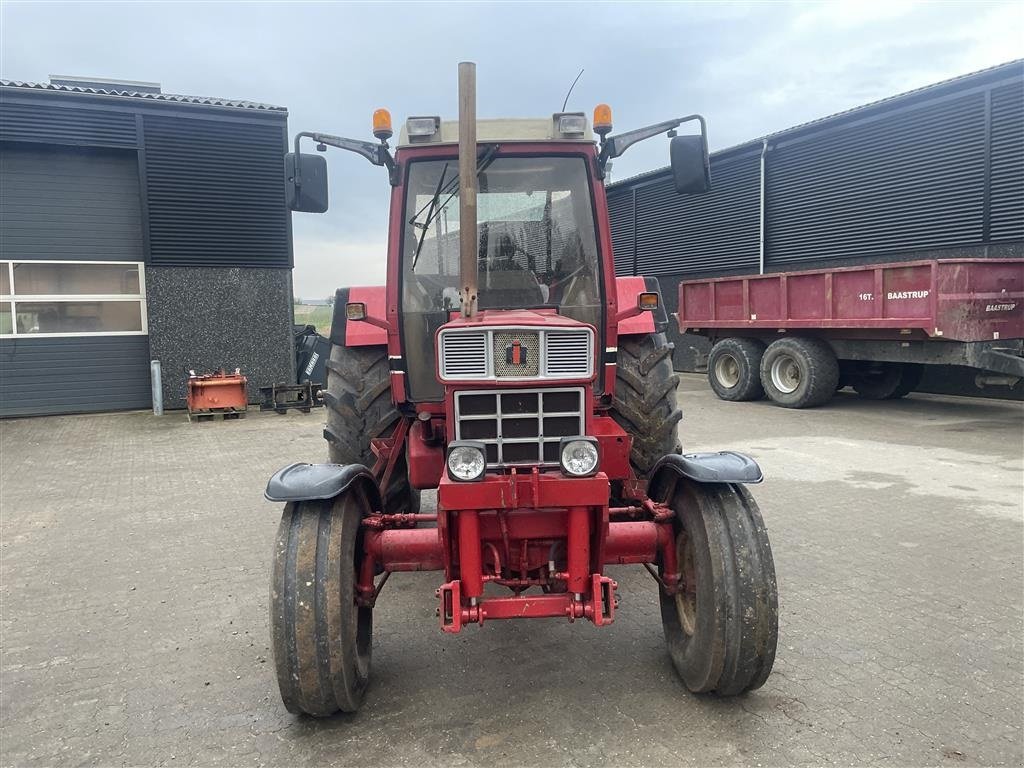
left=1, top=375, right=1022, bottom=767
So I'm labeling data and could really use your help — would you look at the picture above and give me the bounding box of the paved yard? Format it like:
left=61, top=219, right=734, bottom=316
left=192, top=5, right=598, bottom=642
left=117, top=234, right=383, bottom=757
left=1, top=375, right=1022, bottom=767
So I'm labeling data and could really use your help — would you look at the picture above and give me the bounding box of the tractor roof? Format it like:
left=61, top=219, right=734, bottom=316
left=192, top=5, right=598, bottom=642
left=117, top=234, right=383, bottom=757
left=397, top=115, right=594, bottom=147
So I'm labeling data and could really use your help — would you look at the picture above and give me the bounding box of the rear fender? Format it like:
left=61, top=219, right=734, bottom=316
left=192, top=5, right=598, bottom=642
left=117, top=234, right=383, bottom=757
left=616, top=276, right=669, bottom=335
left=265, top=462, right=383, bottom=510
left=330, top=286, right=388, bottom=347
left=649, top=451, right=763, bottom=494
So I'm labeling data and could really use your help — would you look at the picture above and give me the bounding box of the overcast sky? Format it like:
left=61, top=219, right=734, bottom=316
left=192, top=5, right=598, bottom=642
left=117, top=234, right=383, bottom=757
left=2, top=1, right=1021, bottom=298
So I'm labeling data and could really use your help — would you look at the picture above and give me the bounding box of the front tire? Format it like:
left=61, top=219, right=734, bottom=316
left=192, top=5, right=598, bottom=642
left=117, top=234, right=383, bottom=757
left=657, top=480, right=778, bottom=695
left=760, top=337, right=839, bottom=408
left=708, top=338, right=765, bottom=401
left=270, top=493, right=372, bottom=716
left=611, top=332, right=682, bottom=477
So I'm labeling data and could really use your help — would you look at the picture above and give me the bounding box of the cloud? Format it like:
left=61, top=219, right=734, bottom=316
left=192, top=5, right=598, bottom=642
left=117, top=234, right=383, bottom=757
left=291, top=233, right=388, bottom=299
left=2, top=0, right=1019, bottom=297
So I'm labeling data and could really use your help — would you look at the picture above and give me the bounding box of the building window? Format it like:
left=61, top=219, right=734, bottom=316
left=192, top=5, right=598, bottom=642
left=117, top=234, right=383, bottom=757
left=0, top=261, right=147, bottom=337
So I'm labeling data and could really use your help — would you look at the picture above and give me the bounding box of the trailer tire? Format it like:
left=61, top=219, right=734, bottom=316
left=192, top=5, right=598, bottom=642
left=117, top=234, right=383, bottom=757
left=760, top=337, right=839, bottom=408
left=270, top=492, right=373, bottom=716
left=656, top=479, right=778, bottom=695
left=852, top=363, right=903, bottom=400
left=611, top=332, right=682, bottom=477
left=889, top=363, right=924, bottom=399
left=322, top=344, right=418, bottom=514
left=708, top=338, right=765, bottom=401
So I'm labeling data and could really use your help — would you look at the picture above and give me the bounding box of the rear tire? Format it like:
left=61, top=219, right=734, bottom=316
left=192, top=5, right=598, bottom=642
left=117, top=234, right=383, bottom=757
left=270, top=493, right=373, bottom=716
left=611, top=332, right=682, bottom=477
left=707, top=338, right=765, bottom=401
left=657, top=480, right=778, bottom=695
left=322, top=344, right=418, bottom=513
left=760, top=337, right=838, bottom=408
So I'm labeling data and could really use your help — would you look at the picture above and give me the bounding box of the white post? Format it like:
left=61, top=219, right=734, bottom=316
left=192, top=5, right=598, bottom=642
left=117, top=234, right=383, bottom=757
left=150, top=359, right=163, bottom=416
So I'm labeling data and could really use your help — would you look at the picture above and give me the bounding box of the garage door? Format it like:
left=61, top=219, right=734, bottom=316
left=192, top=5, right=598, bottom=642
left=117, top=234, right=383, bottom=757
left=0, top=145, right=152, bottom=417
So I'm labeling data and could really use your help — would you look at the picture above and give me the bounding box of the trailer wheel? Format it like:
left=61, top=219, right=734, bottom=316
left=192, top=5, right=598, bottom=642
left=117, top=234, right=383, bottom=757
left=322, top=344, right=418, bottom=513
left=658, top=480, right=778, bottom=695
left=852, top=363, right=902, bottom=400
left=760, top=337, right=839, bottom=408
left=889, top=363, right=924, bottom=399
left=270, top=492, right=372, bottom=716
left=611, top=332, right=682, bottom=477
left=707, top=338, right=765, bottom=401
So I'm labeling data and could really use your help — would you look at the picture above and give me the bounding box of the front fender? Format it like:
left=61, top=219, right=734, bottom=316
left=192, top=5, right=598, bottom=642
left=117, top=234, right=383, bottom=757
left=265, top=462, right=382, bottom=509
left=650, top=451, right=763, bottom=488
left=616, top=276, right=669, bottom=335
left=329, top=286, right=387, bottom=347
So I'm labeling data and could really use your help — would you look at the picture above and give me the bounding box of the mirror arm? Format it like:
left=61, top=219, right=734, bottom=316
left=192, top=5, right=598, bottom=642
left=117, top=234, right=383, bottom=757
left=597, top=114, right=707, bottom=176
left=293, top=131, right=399, bottom=186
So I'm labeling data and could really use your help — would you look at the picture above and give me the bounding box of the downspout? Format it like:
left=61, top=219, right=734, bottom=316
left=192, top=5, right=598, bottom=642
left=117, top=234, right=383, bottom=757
left=758, top=138, right=768, bottom=275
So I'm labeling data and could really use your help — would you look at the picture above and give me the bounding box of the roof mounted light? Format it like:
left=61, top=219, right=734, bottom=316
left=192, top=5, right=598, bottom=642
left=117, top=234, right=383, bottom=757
left=593, top=103, right=613, bottom=137
left=555, top=112, right=587, bottom=137
left=372, top=108, right=393, bottom=140
left=406, top=115, right=440, bottom=138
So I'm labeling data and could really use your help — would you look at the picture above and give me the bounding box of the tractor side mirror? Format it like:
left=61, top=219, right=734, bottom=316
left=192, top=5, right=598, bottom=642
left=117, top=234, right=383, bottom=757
left=669, top=134, right=711, bottom=195
left=285, top=152, right=329, bottom=213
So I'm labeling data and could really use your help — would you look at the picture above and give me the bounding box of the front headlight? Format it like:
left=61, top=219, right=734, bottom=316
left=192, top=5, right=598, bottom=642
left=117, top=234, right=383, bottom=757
left=446, top=441, right=487, bottom=482
left=559, top=437, right=599, bottom=477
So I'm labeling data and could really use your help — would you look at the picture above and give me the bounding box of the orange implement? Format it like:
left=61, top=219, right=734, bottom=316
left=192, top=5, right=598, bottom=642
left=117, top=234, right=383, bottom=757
left=186, top=369, right=248, bottom=418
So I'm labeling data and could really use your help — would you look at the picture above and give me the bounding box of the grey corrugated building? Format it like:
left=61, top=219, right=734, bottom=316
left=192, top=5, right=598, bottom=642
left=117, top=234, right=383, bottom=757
left=607, top=60, right=1024, bottom=373
left=0, top=76, right=295, bottom=416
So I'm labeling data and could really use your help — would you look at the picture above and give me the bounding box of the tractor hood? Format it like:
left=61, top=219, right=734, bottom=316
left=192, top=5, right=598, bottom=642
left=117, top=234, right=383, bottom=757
left=436, top=309, right=598, bottom=385
left=441, top=308, right=591, bottom=331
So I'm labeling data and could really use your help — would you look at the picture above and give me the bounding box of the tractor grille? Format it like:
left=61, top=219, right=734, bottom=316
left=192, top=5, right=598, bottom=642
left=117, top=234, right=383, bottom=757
left=544, top=330, right=591, bottom=376
left=438, top=327, right=593, bottom=381
left=455, top=387, right=584, bottom=467
left=493, top=331, right=540, bottom=377
left=439, top=331, right=488, bottom=378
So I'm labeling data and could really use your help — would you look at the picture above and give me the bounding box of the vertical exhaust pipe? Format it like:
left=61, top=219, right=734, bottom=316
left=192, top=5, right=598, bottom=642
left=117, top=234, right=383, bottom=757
left=458, top=61, right=479, bottom=318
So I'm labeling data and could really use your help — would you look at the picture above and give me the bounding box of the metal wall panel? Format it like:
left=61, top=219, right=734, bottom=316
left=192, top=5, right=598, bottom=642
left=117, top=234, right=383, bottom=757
left=989, top=82, right=1024, bottom=242
left=0, top=102, right=138, bottom=148
left=143, top=115, right=290, bottom=268
left=0, top=336, right=151, bottom=416
left=606, top=186, right=634, bottom=274
left=766, top=92, right=987, bottom=266
left=0, top=145, right=144, bottom=261
left=625, top=152, right=760, bottom=277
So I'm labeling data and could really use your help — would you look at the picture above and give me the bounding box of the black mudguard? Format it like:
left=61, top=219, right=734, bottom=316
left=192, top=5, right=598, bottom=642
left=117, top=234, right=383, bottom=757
left=649, top=451, right=763, bottom=487
left=265, top=462, right=382, bottom=509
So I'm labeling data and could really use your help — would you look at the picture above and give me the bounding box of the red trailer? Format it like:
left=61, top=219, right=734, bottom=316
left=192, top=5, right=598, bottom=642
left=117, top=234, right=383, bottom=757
left=678, top=258, right=1024, bottom=407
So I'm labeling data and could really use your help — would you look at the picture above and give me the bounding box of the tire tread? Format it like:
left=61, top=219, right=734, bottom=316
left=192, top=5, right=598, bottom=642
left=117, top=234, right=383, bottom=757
left=611, top=332, right=682, bottom=477
left=760, top=337, right=838, bottom=408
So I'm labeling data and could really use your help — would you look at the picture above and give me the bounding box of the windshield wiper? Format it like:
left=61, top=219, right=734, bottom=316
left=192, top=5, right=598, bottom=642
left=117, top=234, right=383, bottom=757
left=411, top=163, right=449, bottom=269
left=410, top=144, right=500, bottom=270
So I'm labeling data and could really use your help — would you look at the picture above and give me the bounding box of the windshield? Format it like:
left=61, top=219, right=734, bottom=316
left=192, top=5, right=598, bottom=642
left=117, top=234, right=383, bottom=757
left=400, top=155, right=604, bottom=400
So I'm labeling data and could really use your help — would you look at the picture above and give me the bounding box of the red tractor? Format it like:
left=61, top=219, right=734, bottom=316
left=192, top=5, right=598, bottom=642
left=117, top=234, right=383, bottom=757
left=267, top=63, right=778, bottom=716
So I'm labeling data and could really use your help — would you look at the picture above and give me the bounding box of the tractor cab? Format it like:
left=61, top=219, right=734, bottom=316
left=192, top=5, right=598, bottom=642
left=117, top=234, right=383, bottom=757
left=394, top=134, right=606, bottom=402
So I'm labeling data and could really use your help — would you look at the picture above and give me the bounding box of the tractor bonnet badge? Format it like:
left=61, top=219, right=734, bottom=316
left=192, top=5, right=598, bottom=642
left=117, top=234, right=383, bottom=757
left=505, top=339, right=527, bottom=366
